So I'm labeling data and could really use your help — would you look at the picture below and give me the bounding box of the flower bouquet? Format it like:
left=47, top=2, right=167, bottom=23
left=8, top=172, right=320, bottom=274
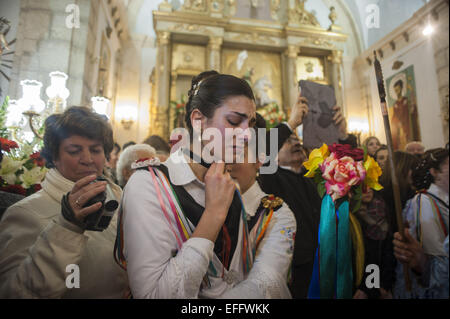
left=303, top=143, right=383, bottom=299
left=170, top=95, right=187, bottom=129
left=257, top=103, right=286, bottom=129
left=0, top=137, right=47, bottom=196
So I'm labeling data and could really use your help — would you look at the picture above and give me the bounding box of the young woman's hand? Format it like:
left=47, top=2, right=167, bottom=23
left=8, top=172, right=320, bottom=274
left=192, top=161, right=237, bottom=242
left=204, top=161, right=236, bottom=222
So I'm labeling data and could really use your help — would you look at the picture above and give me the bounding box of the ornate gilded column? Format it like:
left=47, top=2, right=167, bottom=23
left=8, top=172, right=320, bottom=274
left=284, top=45, right=300, bottom=111
left=328, top=50, right=344, bottom=113
left=152, top=31, right=171, bottom=139
left=208, top=36, right=223, bottom=71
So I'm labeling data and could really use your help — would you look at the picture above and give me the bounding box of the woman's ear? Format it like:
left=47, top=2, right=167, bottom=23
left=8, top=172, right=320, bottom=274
left=190, top=109, right=206, bottom=131
left=429, top=167, right=439, bottom=180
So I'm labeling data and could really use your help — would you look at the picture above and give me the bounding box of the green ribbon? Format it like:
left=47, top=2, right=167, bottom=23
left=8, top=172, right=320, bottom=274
left=319, top=195, right=337, bottom=298
left=319, top=194, right=353, bottom=299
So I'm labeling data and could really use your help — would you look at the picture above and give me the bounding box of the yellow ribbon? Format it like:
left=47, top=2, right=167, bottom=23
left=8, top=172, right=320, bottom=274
left=349, top=212, right=365, bottom=287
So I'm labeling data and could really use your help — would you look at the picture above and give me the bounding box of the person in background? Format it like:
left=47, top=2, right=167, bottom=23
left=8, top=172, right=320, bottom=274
left=375, top=145, right=388, bottom=171
left=116, top=144, right=156, bottom=188
left=105, top=142, right=121, bottom=184
left=257, top=98, right=350, bottom=299
left=353, top=187, right=396, bottom=299
left=379, top=151, right=420, bottom=233
left=363, top=136, right=381, bottom=157
left=142, top=135, right=171, bottom=162
left=0, top=106, right=128, bottom=298
left=122, top=141, right=136, bottom=151
left=405, top=141, right=425, bottom=156
left=393, top=148, right=448, bottom=299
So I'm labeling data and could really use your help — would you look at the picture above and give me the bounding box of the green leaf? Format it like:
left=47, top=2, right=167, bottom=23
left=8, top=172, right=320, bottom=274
left=317, top=180, right=326, bottom=198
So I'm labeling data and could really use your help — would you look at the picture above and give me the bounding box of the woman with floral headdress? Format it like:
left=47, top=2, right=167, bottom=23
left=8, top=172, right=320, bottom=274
left=393, top=148, right=449, bottom=299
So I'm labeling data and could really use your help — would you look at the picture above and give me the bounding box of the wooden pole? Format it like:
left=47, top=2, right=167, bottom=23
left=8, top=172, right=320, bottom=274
left=373, top=51, right=411, bottom=291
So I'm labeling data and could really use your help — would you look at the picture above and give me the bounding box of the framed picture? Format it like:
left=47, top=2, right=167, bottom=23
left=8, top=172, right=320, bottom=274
left=385, top=65, right=421, bottom=150
left=222, top=48, right=283, bottom=110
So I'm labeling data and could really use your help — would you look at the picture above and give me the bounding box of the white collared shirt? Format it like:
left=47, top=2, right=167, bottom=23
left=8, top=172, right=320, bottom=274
left=122, top=148, right=296, bottom=299
left=404, top=183, right=449, bottom=257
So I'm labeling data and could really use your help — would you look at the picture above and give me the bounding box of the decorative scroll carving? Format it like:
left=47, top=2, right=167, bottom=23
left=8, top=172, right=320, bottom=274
left=328, top=50, right=343, bottom=65
left=156, top=31, right=170, bottom=46
left=288, top=0, right=321, bottom=27
left=300, top=37, right=335, bottom=49
left=230, top=32, right=277, bottom=45
left=182, top=0, right=208, bottom=13
left=169, top=23, right=214, bottom=36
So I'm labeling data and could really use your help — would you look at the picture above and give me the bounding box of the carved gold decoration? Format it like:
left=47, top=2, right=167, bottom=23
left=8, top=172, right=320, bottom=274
left=172, top=43, right=206, bottom=72
left=230, top=32, right=277, bottom=45
left=328, top=6, right=342, bottom=32
left=288, top=0, right=321, bottom=27
left=300, top=37, right=335, bottom=49
left=169, top=23, right=214, bottom=36
left=296, top=56, right=326, bottom=83
left=156, top=31, right=170, bottom=46
left=227, top=0, right=237, bottom=17
left=271, top=0, right=281, bottom=20
left=210, top=0, right=224, bottom=13
left=285, top=45, right=300, bottom=59
left=158, top=0, right=172, bottom=12
left=328, top=50, right=343, bottom=65
left=182, top=0, right=208, bottom=13
left=208, top=36, right=223, bottom=51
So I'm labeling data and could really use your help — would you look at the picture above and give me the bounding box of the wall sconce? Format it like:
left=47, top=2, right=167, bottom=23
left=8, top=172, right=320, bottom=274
left=348, top=119, right=370, bottom=146
left=18, top=79, right=46, bottom=140
left=91, top=96, right=110, bottom=117
left=115, top=104, right=137, bottom=130
left=422, top=24, right=434, bottom=36
left=46, top=71, right=70, bottom=114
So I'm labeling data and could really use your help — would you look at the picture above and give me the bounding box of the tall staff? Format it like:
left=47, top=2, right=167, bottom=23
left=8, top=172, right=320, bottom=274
left=373, top=51, right=411, bottom=291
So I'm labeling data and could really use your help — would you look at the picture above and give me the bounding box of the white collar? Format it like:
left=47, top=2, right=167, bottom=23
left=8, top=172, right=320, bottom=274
left=164, top=148, right=202, bottom=186
left=428, top=183, right=449, bottom=205
left=41, top=168, right=75, bottom=203
left=241, top=181, right=267, bottom=218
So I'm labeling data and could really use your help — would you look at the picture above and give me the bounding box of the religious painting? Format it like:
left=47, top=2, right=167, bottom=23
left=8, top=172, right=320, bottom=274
left=222, top=48, right=283, bottom=110
left=296, top=56, right=327, bottom=84
left=385, top=65, right=421, bottom=150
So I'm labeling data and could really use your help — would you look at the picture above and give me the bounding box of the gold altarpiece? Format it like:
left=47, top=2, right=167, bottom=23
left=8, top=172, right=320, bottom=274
left=150, top=0, right=348, bottom=139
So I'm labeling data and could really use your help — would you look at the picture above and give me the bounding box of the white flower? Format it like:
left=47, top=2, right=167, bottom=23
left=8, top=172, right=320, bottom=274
left=20, top=166, right=47, bottom=189
left=0, top=156, right=24, bottom=185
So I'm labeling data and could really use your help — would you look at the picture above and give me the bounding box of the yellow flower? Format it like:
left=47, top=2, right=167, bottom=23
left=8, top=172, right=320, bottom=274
left=364, top=155, right=383, bottom=191
left=303, top=143, right=330, bottom=178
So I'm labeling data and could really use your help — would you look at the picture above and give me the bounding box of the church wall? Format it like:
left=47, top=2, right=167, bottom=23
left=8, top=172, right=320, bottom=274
left=359, top=0, right=448, bottom=150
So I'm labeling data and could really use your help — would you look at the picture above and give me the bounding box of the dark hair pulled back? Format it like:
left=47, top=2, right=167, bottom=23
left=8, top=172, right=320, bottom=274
left=412, top=148, right=449, bottom=190
left=184, top=70, right=255, bottom=132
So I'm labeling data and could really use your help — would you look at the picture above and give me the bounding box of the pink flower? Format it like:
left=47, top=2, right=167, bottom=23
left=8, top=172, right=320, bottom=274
left=320, top=152, right=366, bottom=201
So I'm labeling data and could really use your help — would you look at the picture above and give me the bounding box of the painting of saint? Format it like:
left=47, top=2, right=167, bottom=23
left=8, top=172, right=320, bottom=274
left=386, top=65, right=421, bottom=150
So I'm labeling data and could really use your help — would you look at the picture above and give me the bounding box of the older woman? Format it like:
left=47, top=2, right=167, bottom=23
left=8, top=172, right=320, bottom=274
left=116, top=143, right=156, bottom=188
left=0, top=106, right=128, bottom=298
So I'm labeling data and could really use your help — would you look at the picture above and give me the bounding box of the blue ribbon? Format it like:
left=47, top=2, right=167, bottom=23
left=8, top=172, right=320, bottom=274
left=307, top=194, right=353, bottom=299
